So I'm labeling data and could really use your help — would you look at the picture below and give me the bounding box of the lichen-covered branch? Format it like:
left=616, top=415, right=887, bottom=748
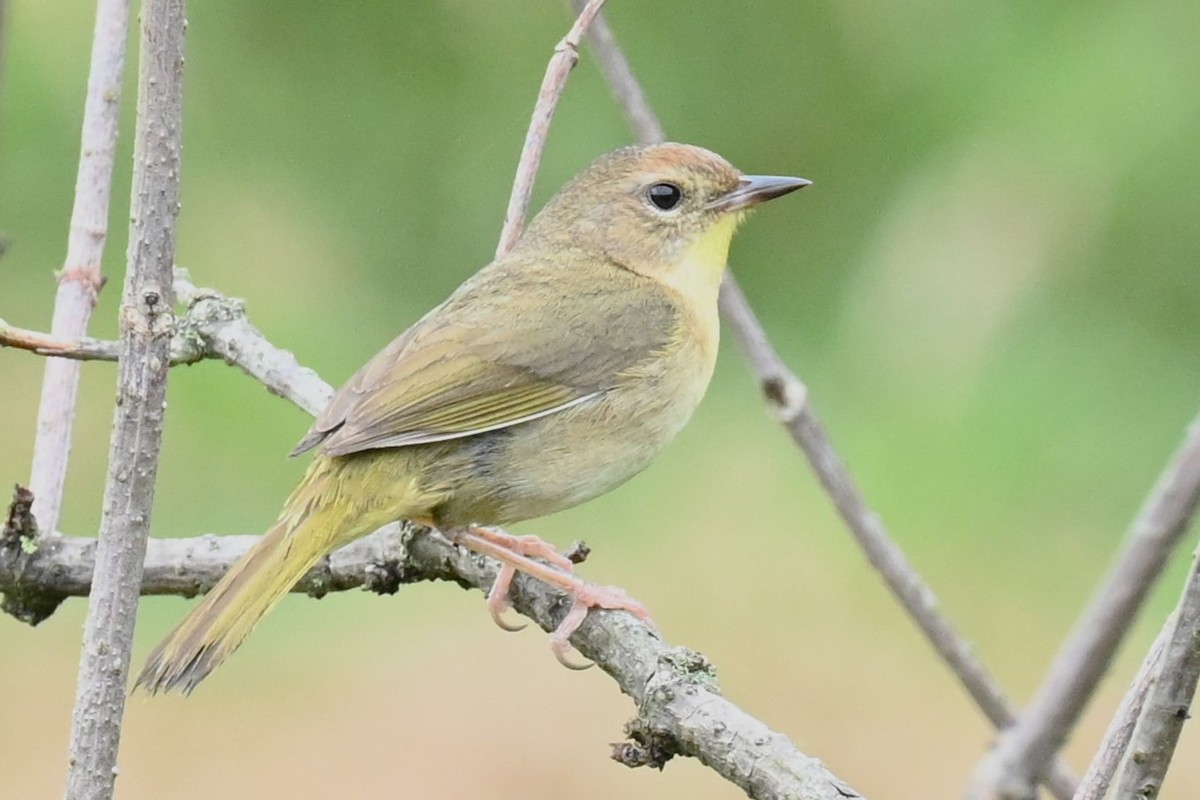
left=173, top=270, right=333, bottom=415
left=63, top=1, right=186, bottom=797
left=5, top=520, right=861, bottom=800
left=2, top=271, right=333, bottom=417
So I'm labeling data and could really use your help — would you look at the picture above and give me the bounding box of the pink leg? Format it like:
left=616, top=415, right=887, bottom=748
left=473, top=528, right=575, bottom=631
left=446, top=526, right=652, bottom=668
left=465, top=526, right=575, bottom=572
left=485, top=564, right=525, bottom=632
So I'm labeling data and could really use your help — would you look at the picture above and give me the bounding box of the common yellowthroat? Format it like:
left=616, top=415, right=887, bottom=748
left=137, top=143, right=808, bottom=694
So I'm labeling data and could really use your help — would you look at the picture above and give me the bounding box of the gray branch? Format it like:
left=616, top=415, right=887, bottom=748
left=63, top=2, right=185, bottom=798
left=968, top=413, right=1200, bottom=800
left=3, top=522, right=862, bottom=800
left=27, top=0, right=130, bottom=536
left=1112, top=544, right=1200, bottom=798
left=1, top=269, right=333, bottom=418
left=1074, top=628, right=1166, bottom=800
left=173, top=270, right=333, bottom=415
left=574, top=3, right=1079, bottom=798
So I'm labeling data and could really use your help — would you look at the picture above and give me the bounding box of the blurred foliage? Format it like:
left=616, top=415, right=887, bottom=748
left=2, top=0, right=1198, bottom=798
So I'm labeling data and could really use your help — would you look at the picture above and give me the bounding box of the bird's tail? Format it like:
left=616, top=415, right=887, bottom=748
left=136, top=455, right=400, bottom=695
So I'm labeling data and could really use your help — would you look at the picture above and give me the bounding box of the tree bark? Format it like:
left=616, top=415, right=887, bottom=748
left=63, top=1, right=186, bottom=797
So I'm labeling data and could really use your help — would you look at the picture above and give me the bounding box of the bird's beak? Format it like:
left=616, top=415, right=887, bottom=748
left=708, top=175, right=812, bottom=213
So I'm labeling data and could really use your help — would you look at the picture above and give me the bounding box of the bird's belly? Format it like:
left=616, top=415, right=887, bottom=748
left=435, top=357, right=712, bottom=526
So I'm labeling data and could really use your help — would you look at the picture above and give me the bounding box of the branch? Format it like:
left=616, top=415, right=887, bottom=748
left=1111, top=545, right=1200, bottom=797
left=173, top=270, right=333, bottom=415
left=4, top=521, right=861, bottom=799
left=1, top=271, right=333, bottom=417
left=494, top=0, right=608, bottom=258
left=968, top=412, right=1200, bottom=800
left=27, top=0, right=130, bottom=536
left=573, top=4, right=1080, bottom=798
left=63, top=2, right=185, bottom=797
left=1074, top=628, right=1166, bottom=800
left=1, top=318, right=124, bottom=360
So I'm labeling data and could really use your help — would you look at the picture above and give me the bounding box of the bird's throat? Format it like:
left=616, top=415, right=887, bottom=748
left=661, top=214, right=739, bottom=307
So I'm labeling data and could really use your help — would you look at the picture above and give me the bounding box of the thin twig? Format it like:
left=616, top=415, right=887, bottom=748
left=173, top=270, right=333, bottom=415
left=494, top=0, right=608, bottom=258
left=2, top=274, right=332, bottom=416
left=573, top=4, right=1081, bottom=798
left=969, top=413, right=1200, bottom=800
left=2, top=318, right=125, bottom=361
left=1111, top=546, right=1200, bottom=798
left=1074, top=628, right=1167, bottom=800
left=63, top=1, right=185, bottom=797
left=27, top=0, right=131, bottom=536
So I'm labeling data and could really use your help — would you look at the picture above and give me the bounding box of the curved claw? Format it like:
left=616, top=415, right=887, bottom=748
left=490, top=606, right=528, bottom=633
left=549, top=597, right=593, bottom=669
left=486, top=564, right=526, bottom=632
left=552, top=641, right=595, bottom=671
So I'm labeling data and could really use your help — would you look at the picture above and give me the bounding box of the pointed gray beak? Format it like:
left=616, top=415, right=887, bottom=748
left=708, top=175, right=812, bottom=213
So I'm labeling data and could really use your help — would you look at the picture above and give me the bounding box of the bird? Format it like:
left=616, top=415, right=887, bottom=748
left=136, top=142, right=809, bottom=694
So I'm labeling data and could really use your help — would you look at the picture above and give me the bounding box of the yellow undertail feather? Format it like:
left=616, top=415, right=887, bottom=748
left=136, top=456, right=415, bottom=695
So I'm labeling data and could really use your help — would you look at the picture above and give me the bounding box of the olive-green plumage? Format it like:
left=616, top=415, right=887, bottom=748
left=137, top=143, right=808, bottom=694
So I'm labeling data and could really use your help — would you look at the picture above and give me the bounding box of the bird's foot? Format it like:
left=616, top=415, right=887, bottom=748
left=466, top=528, right=575, bottom=632
left=446, top=525, right=652, bottom=668
left=550, top=584, right=650, bottom=670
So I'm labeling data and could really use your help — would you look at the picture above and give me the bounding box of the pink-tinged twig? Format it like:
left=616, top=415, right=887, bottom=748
left=2, top=318, right=123, bottom=361
left=27, top=0, right=131, bottom=536
left=62, top=1, right=186, bottom=797
left=968, top=413, right=1200, bottom=800
left=571, top=4, right=1082, bottom=797
left=493, top=0, right=608, bottom=258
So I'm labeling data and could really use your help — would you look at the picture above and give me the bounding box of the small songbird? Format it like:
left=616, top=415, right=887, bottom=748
left=137, top=143, right=808, bottom=694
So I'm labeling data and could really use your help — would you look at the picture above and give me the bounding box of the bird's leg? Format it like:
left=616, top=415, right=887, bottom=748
left=444, top=525, right=652, bottom=668
left=464, top=526, right=576, bottom=572
left=463, top=527, right=576, bottom=632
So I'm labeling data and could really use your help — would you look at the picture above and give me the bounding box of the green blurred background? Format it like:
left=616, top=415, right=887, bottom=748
left=3, top=0, right=1199, bottom=797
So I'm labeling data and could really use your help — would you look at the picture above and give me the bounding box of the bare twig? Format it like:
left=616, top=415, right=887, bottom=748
left=27, top=0, right=131, bottom=536
left=2, top=318, right=127, bottom=361
left=2, top=274, right=332, bottom=417
left=63, top=1, right=186, bottom=797
left=1074, top=629, right=1167, bottom=800
left=6, top=522, right=861, bottom=800
left=574, top=4, right=1080, bottom=798
left=494, top=0, right=608, bottom=258
left=969, top=413, right=1200, bottom=800
left=1111, top=546, right=1200, bottom=798
left=173, top=270, right=333, bottom=415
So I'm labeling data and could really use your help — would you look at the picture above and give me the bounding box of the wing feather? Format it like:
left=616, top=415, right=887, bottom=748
left=292, top=256, right=679, bottom=458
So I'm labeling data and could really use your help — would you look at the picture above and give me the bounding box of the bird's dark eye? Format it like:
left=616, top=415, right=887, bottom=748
left=646, top=182, right=684, bottom=211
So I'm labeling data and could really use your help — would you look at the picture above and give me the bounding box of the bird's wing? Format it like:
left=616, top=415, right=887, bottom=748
left=292, top=259, right=680, bottom=458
